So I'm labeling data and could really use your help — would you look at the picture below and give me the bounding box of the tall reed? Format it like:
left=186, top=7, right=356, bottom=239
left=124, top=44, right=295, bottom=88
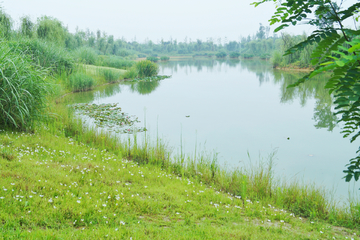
left=0, top=40, right=50, bottom=130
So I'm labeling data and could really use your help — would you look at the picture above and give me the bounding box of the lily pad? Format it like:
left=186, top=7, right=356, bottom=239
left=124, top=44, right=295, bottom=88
left=71, top=103, right=146, bottom=134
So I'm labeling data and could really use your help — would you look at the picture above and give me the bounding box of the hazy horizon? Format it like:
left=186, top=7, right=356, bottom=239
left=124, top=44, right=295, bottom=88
left=1, top=0, right=356, bottom=43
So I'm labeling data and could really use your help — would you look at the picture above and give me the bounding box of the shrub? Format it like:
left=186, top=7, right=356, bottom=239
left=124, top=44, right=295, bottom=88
left=229, top=52, right=241, bottom=58
left=215, top=51, right=227, bottom=58
left=0, top=41, right=50, bottom=130
left=242, top=53, right=254, bottom=59
left=146, top=56, right=159, bottom=62
left=136, top=60, right=159, bottom=78
left=123, top=66, right=138, bottom=79
left=271, top=51, right=282, bottom=68
left=68, top=72, right=94, bottom=92
left=74, top=47, right=98, bottom=65
left=98, top=68, right=122, bottom=83
left=160, top=56, right=170, bottom=61
left=13, top=38, right=74, bottom=75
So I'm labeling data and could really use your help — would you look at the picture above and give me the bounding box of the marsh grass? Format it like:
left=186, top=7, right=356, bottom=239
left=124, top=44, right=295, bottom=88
left=0, top=40, right=50, bottom=130
left=68, top=72, right=95, bottom=92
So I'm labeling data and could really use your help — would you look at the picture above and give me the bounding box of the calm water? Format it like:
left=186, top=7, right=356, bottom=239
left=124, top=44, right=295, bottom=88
left=68, top=59, right=359, bottom=200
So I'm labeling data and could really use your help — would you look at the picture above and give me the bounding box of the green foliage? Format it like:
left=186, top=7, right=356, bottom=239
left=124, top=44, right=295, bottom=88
left=19, top=16, right=33, bottom=38
left=73, top=47, right=98, bottom=65
left=97, top=68, right=122, bottom=83
left=254, top=0, right=360, bottom=181
left=13, top=38, right=74, bottom=75
left=215, top=51, right=227, bottom=58
left=96, top=55, right=134, bottom=69
left=242, top=53, right=254, bottom=58
left=160, top=56, right=170, bottom=61
left=229, top=52, right=241, bottom=58
left=271, top=50, right=282, bottom=68
left=68, top=72, right=94, bottom=92
left=135, top=60, right=159, bottom=78
left=36, top=16, right=67, bottom=46
left=146, top=56, right=159, bottom=62
left=0, top=8, right=12, bottom=39
left=0, top=41, right=50, bottom=129
left=123, top=66, right=138, bottom=79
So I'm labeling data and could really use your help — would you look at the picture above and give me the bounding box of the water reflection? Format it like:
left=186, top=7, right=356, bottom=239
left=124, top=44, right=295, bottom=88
left=122, top=81, right=161, bottom=95
left=160, top=59, right=338, bottom=132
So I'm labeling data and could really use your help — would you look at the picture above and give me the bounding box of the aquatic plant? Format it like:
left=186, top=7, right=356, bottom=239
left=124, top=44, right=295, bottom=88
left=71, top=103, right=146, bottom=133
left=68, top=72, right=95, bottom=92
left=129, top=75, right=170, bottom=82
left=135, top=60, right=159, bottom=78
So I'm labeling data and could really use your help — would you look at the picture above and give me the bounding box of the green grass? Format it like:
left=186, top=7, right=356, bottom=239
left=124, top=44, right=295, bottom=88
left=67, top=72, right=95, bottom=92
left=0, top=104, right=359, bottom=238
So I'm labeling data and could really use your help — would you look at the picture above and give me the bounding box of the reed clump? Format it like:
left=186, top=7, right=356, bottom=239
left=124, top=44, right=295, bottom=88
left=0, top=40, right=50, bottom=130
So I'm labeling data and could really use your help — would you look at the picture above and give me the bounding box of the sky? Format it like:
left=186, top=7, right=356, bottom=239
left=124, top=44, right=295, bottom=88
left=0, top=0, right=354, bottom=43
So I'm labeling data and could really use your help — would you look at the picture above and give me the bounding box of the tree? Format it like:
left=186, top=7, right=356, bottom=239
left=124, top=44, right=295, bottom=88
left=256, top=23, right=266, bottom=39
left=253, top=0, right=360, bottom=182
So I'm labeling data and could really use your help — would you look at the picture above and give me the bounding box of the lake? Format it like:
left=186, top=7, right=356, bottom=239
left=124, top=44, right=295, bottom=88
left=68, top=58, right=360, bottom=201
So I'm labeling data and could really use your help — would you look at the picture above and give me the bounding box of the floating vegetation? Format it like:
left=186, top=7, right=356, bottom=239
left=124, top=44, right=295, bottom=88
left=71, top=103, right=146, bottom=134
left=129, top=75, right=171, bottom=82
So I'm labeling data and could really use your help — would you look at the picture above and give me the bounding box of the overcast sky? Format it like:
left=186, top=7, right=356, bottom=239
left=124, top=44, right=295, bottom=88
left=1, top=0, right=355, bottom=43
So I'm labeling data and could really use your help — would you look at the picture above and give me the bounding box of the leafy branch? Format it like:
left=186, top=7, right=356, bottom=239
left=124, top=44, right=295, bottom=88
left=253, top=0, right=360, bottom=182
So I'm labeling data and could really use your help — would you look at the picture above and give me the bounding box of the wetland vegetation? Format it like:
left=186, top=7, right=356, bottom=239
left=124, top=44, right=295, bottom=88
left=0, top=4, right=360, bottom=239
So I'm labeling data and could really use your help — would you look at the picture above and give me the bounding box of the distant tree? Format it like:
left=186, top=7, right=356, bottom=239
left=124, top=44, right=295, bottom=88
left=36, top=16, right=67, bottom=45
left=256, top=23, right=266, bottom=39
left=0, top=8, right=12, bottom=39
left=20, top=16, right=33, bottom=38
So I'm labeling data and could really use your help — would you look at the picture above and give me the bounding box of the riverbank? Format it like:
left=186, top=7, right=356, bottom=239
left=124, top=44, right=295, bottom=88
left=0, top=100, right=359, bottom=238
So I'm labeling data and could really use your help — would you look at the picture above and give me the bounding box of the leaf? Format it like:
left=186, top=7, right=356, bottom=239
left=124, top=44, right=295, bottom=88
left=335, top=61, right=345, bottom=67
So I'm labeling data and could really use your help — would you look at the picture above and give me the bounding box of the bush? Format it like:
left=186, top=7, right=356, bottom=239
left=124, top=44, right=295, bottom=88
left=242, top=53, right=254, bottom=59
left=260, top=53, right=271, bottom=60
left=0, top=41, right=50, bottom=130
left=98, top=68, right=122, bottom=83
left=13, top=38, right=74, bottom=75
left=68, top=72, right=94, bottom=92
left=160, top=56, right=170, bottom=61
left=136, top=60, right=159, bottom=78
left=271, top=51, right=282, bottom=68
left=215, top=51, right=227, bottom=58
left=146, top=56, right=159, bottom=62
left=229, top=52, right=240, bottom=58
left=74, top=47, right=98, bottom=65
left=123, top=66, right=138, bottom=79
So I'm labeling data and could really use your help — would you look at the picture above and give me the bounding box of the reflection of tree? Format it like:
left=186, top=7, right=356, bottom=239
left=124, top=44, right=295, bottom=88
left=272, top=70, right=338, bottom=131
left=126, top=81, right=161, bottom=95
left=64, top=83, right=122, bottom=104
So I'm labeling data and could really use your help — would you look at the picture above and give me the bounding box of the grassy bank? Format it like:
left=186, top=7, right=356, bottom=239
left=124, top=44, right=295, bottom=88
left=0, top=103, right=359, bottom=239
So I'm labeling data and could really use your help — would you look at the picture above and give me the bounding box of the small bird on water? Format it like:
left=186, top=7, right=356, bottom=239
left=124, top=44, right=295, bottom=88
left=185, top=115, right=190, bottom=118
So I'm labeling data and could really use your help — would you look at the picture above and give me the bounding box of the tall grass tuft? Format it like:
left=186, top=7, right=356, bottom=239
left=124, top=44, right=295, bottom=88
left=13, top=38, right=74, bottom=75
left=135, top=60, right=159, bottom=78
left=0, top=40, right=50, bottom=130
left=97, top=68, right=122, bottom=83
left=73, top=46, right=98, bottom=65
left=67, top=72, right=95, bottom=92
